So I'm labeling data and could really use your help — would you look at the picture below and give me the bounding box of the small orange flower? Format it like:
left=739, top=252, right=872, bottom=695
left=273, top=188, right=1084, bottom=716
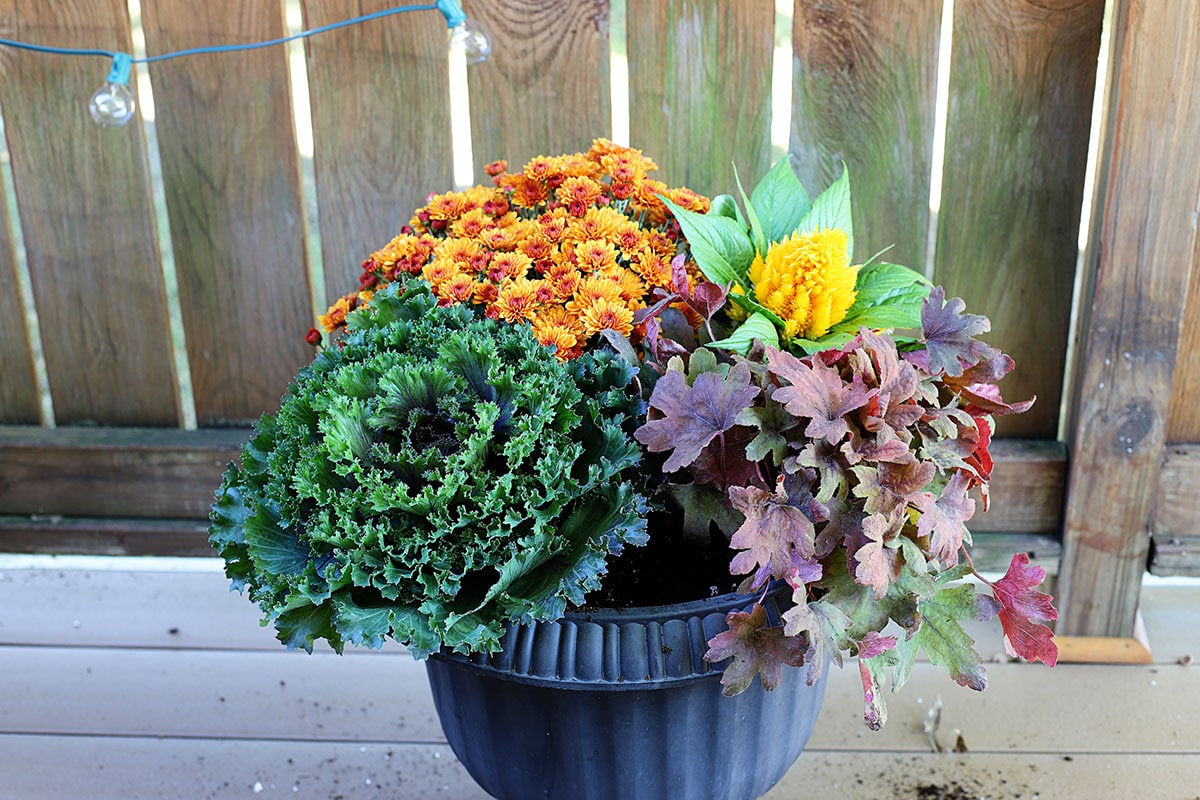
left=422, top=257, right=462, bottom=289
left=569, top=207, right=628, bottom=245
left=538, top=209, right=571, bottom=243
left=487, top=252, right=533, bottom=283
left=425, top=192, right=464, bottom=221
left=631, top=248, right=673, bottom=287
left=493, top=277, right=541, bottom=323
left=573, top=239, right=619, bottom=272
left=451, top=208, right=491, bottom=239
left=557, top=176, right=605, bottom=212
left=435, top=272, right=478, bottom=305
left=578, top=297, right=635, bottom=337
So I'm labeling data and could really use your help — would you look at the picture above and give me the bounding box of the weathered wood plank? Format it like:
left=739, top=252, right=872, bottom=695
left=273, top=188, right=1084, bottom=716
left=769, top=753, right=1200, bottom=800
left=0, top=516, right=215, bottom=556
left=468, top=0, right=611, bottom=173
left=140, top=1, right=313, bottom=426
left=970, top=439, right=1066, bottom=533
left=0, top=164, right=38, bottom=424
left=1150, top=444, right=1200, bottom=576
left=0, top=426, right=244, bottom=518
left=790, top=0, right=941, bottom=270
left=301, top=0, right=453, bottom=305
left=3, top=643, right=1196, bottom=754
left=0, top=428, right=1062, bottom=554
left=1167, top=233, right=1200, bottom=440
left=0, top=735, right=485, bottom=800
left=3, top=738, right=1198, bottom=800
left=2, top=735, right=481, bottom=799
left=1057, top=0, right=1200, bottom=637
left=627, top=0, right=775, bottom=197
left=934, top=0, right=1104, bottom=437
left=0, top=0, right=179, bottom=426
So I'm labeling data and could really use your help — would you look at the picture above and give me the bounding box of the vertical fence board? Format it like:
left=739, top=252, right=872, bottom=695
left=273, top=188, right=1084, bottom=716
left=467, top=0, right=610, bottom=172
left=628, top=0, right=774, bottom=197
left=790, top=0, right=941, bottom=272
left=141, top=1, right=312, bottom=426
left=1167, top=231, right=1200, bottom=441
left=301, top=1, right=452, bottom=304
left=0, top=0, right=178, bottom=426
left=0, top=176, right=38, bottom=423
left=1057, top=0, right=1200, bottom=637
left=934, top=0, right=1104, bottom=438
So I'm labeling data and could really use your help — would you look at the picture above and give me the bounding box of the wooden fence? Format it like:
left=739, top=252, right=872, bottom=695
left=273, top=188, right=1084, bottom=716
left=0, top=0, right=1197, bottom=642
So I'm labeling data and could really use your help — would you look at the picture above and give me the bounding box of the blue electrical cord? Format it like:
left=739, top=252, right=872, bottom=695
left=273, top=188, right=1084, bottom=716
left=0, top=1, right=462, bottom=82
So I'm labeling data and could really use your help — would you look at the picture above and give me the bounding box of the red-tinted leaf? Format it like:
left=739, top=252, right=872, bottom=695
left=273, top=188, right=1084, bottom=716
left=635, top=362, right=760, bottom=473
left=728, top=482, right=817, bottom=589
left=920, top=286, right=999, bottom=377
left=767, top=346, right=876, bottom=445
left=986, top=553, right=1059, bottom=666
left=913, top=471, right=976, bottom=565
left=705, top=603, right=806, bottom=696
left=857, top=630, right=898, bottom=659
left=955, top=381, right=1036, bottom=418
left=859, top=327, right=919, bottom=402
left=964, top=417, right=995, bottom=508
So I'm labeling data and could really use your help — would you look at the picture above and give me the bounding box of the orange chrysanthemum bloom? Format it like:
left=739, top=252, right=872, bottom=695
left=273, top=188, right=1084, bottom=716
left=578, top=297, right=635, bottom=337
left=422, top=257, right=463, bottom=290
left=493, top=277, right=542, bottom=323
left=487, top=251, right=533, bottom=283
left=557, top=176, right=605, bottom=211
left=425, top=192, right=464, bottom=221
left=569, top=206, right=628, bottom=245
left=435, top=272, right=478, bottom=305
left=748, top=227, right=858, bottom=340
left=451, top=207, right=491, bottom=239
left=573, top=239, right=620, bottom=272
left=323, top=142, right=712, bottom=359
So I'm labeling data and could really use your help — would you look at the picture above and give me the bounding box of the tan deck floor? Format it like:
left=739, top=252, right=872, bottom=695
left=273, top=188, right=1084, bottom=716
left=0, top=559, right=1197, bottom=799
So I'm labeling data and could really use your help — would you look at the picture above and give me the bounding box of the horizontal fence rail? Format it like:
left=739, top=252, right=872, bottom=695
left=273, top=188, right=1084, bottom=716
left=0, top=1, right=1198, bottom=636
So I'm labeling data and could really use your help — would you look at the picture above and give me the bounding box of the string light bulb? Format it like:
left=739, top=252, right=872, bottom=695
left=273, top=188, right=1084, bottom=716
left=437, top=0, right=491, bottom=64
left=90, top=53, right=136, bottom=127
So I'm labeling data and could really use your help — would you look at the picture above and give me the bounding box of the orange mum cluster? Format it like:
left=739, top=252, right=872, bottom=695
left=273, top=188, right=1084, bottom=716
left=320, top=139, right=711, bottom=360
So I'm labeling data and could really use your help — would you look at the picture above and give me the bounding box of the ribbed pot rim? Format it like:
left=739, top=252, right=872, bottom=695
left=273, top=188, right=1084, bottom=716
left=431, top=581, right=793, bottom=690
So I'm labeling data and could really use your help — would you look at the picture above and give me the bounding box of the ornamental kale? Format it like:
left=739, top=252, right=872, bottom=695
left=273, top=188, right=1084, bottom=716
left=210, top=281, right=647, bottom=658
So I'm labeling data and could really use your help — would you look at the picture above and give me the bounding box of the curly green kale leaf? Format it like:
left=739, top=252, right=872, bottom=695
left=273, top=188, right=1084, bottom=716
left=210, top=281, right=647, bottom=658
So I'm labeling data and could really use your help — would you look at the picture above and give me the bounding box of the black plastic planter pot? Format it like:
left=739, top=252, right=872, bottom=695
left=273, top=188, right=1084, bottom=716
left=425, top=583, right=828, bottom=800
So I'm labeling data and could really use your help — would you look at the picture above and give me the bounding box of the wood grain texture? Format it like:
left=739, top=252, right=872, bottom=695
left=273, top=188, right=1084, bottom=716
left=1057, top=0, right=1200, bottom=637
left=970, top=439, right=1066, bottom=533
left=934, top=0, right=1104, bottom=437
left=0, top=426, right=244, bottom=518
left=0, top=0, right=178, bottom=425
left=627, top=0, right=775, bottom=197
left=0, top=516, right=214, bottom=556
left=301, top=0, right=453, bottom=305
left=790, top=0, right=941, bottom=270
left=0, top=171, right=38, bottom=424
left=140, top=1, right=313, bottom=426
left=1150, top=445, right=1200, bottom=575
left=467, top=0, right=611, bottom=173
left=1166, top=229, right=1200, bottom=439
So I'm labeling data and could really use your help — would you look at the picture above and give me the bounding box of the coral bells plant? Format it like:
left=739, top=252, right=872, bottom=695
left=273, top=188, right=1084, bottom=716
left=214, top=141, right=1057, bottom=733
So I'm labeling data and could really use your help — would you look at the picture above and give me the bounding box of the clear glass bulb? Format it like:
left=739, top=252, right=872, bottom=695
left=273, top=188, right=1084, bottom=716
left=89, top=82, right=137, bottom=127
left=449, top=21, right=492, bottom=65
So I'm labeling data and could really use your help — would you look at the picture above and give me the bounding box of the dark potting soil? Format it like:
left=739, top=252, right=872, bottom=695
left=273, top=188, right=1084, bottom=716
left=579, top=511, right=740, bottom=611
